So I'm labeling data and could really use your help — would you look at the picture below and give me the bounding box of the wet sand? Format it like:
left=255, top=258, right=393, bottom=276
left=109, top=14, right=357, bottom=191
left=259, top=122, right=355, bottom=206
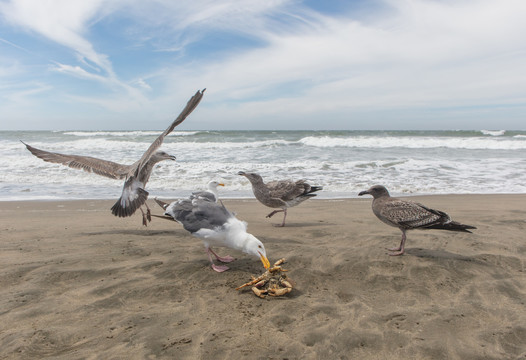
left=1, top=195, right=525, bottom=359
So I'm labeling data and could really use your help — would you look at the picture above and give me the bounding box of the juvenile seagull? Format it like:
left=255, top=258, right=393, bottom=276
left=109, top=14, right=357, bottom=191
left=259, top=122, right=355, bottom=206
left=154, top=197, right=270, bottom=272
left=22, top=89, right=205, bottom=226
left=358, top=185, right=476, bottom=256
left=238, top=171, right=322, bottom=227
left=189, top=180, right=225, bottom=203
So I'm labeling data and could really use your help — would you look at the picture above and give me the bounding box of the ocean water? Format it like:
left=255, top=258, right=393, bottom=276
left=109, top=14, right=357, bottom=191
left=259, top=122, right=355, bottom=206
left=1, top=130, right=525, bottom=201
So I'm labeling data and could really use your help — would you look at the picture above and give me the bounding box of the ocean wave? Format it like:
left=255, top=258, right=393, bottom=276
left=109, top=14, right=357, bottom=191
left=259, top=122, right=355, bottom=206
left=3, top=129, right=526, bottom=200
left=21, top=135, right=526, bottom=153
left=480, top=130, right=506, bottom=136
left=298, top=135, right=526, bottom=150
left=62, top=130, right=201, bottom=137
left=15, top=131, right=526, bottom=152
left=3, top=155, right=526, bottom=200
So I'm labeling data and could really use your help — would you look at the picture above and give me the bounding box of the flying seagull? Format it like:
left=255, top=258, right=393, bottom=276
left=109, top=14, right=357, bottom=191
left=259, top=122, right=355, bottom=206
left=153, top=197, right=270, bottom=272
left=22, top=89, right=205, bottom=226
left=189, top=180, right=225, bottom=203
left=238, top=171, right=322, bottom=227
left=358, top=185, right=476, bottom=256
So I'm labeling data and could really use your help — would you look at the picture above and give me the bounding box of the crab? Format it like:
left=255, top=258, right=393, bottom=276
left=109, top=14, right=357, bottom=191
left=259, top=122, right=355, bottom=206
left=235, top=258, right=293, bottom=298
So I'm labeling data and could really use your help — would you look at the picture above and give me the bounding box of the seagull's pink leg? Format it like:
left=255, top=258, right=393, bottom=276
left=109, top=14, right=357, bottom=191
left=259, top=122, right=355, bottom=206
left=145, top=203, right=152, bottom=222
left=208, top=247, right=235, bottom=263
left=211, top=264, right=230, bottom=272
left=212, top=264, right=230, bottom=272
left=205, top=248, right=230, bottom=272
left=139, top=207, right=148, bottom=227
left=388, top=229, right=406, bottom=256
left=273, top=209, right=288, bottom=227
left=266, top=209, right=283, bottom=218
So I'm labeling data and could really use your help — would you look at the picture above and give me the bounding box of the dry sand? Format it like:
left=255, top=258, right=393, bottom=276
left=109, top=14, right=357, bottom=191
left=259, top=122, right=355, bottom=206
left=1, top=195, right=525, bottom=359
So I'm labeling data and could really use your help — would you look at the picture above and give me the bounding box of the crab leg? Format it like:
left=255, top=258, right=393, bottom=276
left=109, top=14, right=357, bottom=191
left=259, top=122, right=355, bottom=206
left=235, top=274, right=267, bottom=290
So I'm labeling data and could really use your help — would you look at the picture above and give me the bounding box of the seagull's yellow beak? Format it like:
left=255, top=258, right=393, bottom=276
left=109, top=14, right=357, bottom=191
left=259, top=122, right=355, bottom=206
left=218, top=183, right=225, bottom=187
left=258, top=251, right=270, bottom=269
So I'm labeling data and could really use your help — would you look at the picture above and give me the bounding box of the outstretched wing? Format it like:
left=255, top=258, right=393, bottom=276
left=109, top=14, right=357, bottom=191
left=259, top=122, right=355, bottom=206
left=22, top=141, right=130, bottom=180
left=134, top=89, right=206, bottom=176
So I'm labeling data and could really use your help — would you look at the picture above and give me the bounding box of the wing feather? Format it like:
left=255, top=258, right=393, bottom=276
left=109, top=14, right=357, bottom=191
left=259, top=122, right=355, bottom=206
left=378, top=200, right=446, bottom=228
left=22, top=141, right=130, bottom=180
left=267, top=180, right=307, bottom=201
left=111, top=177, right=149, bottom=217
left=134, top=89, right=205, bottom=176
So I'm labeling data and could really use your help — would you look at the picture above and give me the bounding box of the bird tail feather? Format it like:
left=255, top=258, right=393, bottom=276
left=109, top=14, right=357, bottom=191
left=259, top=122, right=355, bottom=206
left=111, top=188, right=149, bottom=217
left=154, top=198, right=170, bottom=210
left=308, top=186, right=323, bottom=194
left=425, top=221, right=476, bottom=233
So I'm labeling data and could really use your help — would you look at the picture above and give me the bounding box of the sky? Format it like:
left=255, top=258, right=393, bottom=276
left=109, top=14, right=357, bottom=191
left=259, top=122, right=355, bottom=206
left=0, top=0, right=525, bottom=131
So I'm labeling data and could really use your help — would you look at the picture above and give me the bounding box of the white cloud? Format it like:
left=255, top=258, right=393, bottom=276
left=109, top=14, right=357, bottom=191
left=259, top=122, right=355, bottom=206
left=0, top=0, right=112, bottom=72
left=1, top=0, right=526, bottom=129
left=0, top=81, right=52, bottom=102
left=134, top=78, right=152, bottom=91
left=52, top=63, right=109, bottom=82
left=147, top=0, right=526, bottom=129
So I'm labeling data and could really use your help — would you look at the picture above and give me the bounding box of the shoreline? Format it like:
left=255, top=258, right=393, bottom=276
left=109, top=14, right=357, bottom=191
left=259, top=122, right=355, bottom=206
left=1, top=191, right=524, bottom=202
left=1, top=195, right=525, bottom=358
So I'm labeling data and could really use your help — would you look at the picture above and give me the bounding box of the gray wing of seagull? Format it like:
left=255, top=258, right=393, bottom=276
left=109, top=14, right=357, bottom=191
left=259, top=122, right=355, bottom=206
left=267, top=179, right=314, bottom=203
left=374, top=198, right=449, bottom=230
left=111, top=88, right=205, bottom=217
left=190, top=191, right=217, bottom=203
left=21, top=141, right=131, bottom=180
left=132, top=89, right=205, bottom=179
left=22, top=89, right=205, bottom=220
left=183, top=200, right=233, bottom=233
left=160, top=198, right=232, bottom=234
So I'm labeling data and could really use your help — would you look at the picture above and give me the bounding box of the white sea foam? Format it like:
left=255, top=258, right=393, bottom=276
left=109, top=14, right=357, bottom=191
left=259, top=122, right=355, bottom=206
left=298, top=135, right=526, bottom=150
left=2, top=130, right=526, bottom=200
left=481, top=129, right=506, bottom=136
left=63, top=130, right=201, bottom=137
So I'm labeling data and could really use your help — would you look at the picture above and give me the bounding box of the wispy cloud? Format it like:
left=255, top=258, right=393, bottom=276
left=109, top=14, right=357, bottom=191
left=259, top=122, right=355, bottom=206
left=155, top=0, right=526, bottom=128
left=0, top=0, right=111, bottom=70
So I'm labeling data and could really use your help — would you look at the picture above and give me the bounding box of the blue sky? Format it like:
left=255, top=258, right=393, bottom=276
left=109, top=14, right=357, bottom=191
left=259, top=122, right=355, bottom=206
left=1, top=0, right=525, bottom=130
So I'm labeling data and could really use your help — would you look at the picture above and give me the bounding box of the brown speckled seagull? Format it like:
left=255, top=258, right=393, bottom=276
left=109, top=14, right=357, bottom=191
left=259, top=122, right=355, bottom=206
left=358, top=185, right=476, bottom=256
left=238, top=171, right=322, bottom=227
left=22, top=89, right=205, bottom=226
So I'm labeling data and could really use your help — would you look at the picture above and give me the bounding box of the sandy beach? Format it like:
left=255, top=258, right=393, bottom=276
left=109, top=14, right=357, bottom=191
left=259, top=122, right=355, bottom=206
left=1, top=195, right=525, bottom=359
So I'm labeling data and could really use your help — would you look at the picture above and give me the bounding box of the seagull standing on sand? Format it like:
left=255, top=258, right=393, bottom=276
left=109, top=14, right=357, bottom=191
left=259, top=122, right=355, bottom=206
left=190, top=180, right=224, bottom=203
left=238, top=171, right=322, bottom=227
left=22, top=89, right=205, bottom=226
left=358, top=185, right=476, bottom=256
left=154, top=197, right=270, bottom=272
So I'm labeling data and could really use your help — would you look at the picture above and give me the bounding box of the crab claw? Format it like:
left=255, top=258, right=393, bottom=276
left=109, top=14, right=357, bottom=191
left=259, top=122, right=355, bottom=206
left=269, top=287, right=292, bottom=296
left=252, top=287, right=267, bottom=298
left=259, top=251, right=270, bottom=269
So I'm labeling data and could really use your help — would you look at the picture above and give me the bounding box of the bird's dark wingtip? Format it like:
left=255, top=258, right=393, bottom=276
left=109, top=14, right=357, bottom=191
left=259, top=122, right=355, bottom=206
left=154, top=198, right=170, bottom=210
